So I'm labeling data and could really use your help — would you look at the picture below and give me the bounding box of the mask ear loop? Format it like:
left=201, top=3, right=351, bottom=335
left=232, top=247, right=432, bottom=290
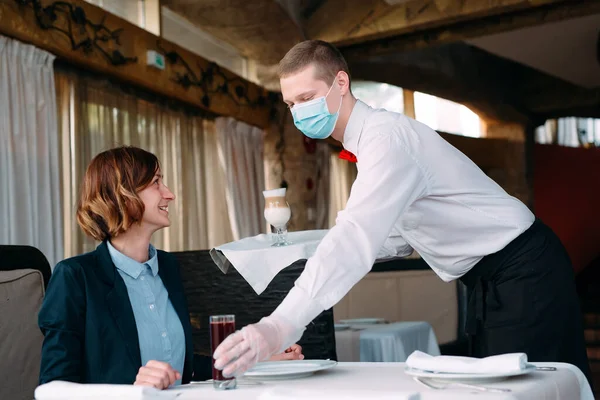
left=325, top=76, right=337, bottom=98
left=326, top=76, right=344, bottom=115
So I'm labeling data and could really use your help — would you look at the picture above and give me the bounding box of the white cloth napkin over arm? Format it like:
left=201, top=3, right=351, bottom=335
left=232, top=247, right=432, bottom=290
left=210, top=229, right=413, bottom=295
left=210, top=230, right=329, bottom=295
left=34, top=381, right=179, bottom=399
left=406, top=350, right=528, bottom=374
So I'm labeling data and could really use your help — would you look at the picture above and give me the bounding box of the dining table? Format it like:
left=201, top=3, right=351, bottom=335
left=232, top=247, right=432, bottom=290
left=164, top=361, right=594, bottom=400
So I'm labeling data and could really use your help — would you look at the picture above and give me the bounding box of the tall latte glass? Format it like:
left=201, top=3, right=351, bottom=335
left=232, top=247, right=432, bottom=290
left=263, top=188, right=292, bottom=247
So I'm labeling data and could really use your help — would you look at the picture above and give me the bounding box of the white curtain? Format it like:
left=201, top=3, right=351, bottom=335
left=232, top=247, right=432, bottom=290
left=216, top=117, right=266, bottom=240
left=314, top=142, right=331, bottom=229
left=55, top=67, right=234, bottom=257
left=328, top=152, right=357, bottom=228
left=0, top=36, right=62, bottom=266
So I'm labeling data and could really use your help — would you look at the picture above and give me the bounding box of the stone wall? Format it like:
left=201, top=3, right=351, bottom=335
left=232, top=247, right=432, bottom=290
left=264, top=107, right=330, bottom=232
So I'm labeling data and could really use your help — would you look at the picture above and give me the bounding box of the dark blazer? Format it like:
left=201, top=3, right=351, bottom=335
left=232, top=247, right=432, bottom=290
left=38, top=241, right=212, bottom=385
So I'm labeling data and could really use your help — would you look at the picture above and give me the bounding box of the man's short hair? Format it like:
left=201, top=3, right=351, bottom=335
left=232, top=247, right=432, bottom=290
left=278, top=40, right=350, bottom=85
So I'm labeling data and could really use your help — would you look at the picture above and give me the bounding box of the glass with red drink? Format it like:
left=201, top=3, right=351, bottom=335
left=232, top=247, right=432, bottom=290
left=210, top=315, right=237, bottom=390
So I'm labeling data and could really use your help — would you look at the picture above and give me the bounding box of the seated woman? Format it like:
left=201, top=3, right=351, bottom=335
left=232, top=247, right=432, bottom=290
left=38, top=146, right=303, bottom=389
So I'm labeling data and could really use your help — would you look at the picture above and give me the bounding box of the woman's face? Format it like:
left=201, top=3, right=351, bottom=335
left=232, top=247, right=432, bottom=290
left=137, top=169, right=175, bottom=232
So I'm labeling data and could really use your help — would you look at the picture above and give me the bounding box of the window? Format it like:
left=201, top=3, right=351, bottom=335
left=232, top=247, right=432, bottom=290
left=83, top=0, right=160, bottom=35
left=414, top=92, right=482, bottom=138
left=536, top=118, right=600, bottom=147
left=83, top=0, right=143, bottom=28
left=351, top=81, right=404, bottom=113
left=161, top=7, right=249, bottom=81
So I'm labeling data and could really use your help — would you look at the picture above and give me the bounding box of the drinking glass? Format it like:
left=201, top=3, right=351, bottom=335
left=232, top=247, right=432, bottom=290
left=263, top=188, right=292, bottom=247
left=210, top=315, right=237, bottom=390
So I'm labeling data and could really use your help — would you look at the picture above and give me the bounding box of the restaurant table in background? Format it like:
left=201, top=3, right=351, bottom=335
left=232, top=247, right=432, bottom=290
left=335, top=321, right=441, bottom=362
left=165, top=362, right=594, bottom=400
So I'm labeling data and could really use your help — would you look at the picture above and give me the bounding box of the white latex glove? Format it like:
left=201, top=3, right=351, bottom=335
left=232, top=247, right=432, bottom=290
left=213, top=315, right=303, bottom=378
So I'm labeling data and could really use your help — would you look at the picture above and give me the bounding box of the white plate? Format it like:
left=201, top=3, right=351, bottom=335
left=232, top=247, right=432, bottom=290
left=404, top=365, right=536, bottom=383
left=339, top=318, right=386, bottom=325
left=243, top=360, right=337, bottom=380
left=334, top=323, right=350, bottom=331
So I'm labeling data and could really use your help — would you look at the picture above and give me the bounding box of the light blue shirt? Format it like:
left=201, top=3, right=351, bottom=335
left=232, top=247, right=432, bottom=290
left=107, top=241, right=185, bottom=385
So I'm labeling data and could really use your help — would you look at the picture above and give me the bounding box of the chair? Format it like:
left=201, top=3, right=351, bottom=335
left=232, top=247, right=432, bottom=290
left=0, top=245, right=52, bottom=289
left=172, top=250, right=337, bottom=361
left=0, top=245, right=51, bottom=400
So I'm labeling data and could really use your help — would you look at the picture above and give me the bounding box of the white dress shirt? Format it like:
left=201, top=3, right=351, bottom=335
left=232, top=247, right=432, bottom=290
left=272, top=100, right=534, bottom=332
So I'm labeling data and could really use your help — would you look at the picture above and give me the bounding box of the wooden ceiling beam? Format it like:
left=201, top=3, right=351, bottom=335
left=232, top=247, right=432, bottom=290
left=347, top=42, right=600, bottom=124
left=306, top=0, right=574, bottom=48
left=339, top=0, right=600, bottom=62
left=0, top=0, right=272, bottom=128
left=162, top=0, right=305, bottom=65
left=348, top=43, right=534, bottom=124
left=350, top=61, right=531, bottom=124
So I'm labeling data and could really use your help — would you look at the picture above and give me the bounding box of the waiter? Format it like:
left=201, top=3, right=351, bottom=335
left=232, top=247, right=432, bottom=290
left=213, top=40, right=591, bottom=383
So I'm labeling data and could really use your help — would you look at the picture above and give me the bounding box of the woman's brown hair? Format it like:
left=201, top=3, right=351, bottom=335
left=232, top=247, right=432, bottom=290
left=76, top=146, right=159, bottom=241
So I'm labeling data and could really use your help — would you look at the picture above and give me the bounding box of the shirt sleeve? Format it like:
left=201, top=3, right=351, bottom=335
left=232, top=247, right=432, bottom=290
left=377, top=233, right=414, bottom=260
left=273, top=129, right=429, bottom=330
left=38, top=262, right=86, bottom=384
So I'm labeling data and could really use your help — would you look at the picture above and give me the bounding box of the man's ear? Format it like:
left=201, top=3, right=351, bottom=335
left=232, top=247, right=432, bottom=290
left=337, top=71, right=351, bottom=96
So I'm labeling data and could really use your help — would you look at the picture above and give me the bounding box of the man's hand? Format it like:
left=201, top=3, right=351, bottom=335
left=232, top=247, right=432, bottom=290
left=269, top=344, right=304, bottom=361
left=213, top=315, right=303, bottom=377
left=134, top=360, right=181, bottom=389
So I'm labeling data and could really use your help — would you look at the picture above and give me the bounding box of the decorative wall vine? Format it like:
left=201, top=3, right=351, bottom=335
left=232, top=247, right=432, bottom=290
left=13, top=0, right=137, bottom=66
left=157, top=40, right=274, bottom=111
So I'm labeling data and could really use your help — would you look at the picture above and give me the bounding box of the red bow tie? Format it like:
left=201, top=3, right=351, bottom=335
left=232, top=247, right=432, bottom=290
left=339, top=150, right=357, bottom=163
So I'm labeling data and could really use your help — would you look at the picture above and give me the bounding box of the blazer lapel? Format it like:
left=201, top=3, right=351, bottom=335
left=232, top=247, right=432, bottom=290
left=96, top=242, right=142, bottom=368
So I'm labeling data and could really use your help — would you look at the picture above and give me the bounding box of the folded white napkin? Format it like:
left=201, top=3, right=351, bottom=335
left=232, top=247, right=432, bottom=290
left=34, top=381, right=178, bottom=399
left=258, top=387, right=420, bottom=400
left=406, top=350, right=528, bottom=374
left=210, top=230, right=328, bottom=294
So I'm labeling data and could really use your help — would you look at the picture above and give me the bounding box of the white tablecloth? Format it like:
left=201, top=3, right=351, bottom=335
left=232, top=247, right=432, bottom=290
left=167, top=362, right=594, bottom=400
left=336, top=322, right=441, bottom=362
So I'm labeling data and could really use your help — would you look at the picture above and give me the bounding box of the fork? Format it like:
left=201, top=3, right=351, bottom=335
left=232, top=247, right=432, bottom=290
left=413, top=377, right=511, bottom=393
left=189, top=379, right=263, bottom=386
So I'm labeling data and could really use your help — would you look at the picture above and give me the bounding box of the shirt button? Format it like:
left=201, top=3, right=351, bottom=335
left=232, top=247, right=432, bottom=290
left=149, top=304, right=155, bottom=310
left=140, top=276, right=145, bottom=281
left=162, top=332, right=167, bottom=338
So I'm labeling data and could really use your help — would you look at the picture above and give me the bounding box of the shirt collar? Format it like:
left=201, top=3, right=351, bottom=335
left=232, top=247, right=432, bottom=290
left=106, top=241, right=159, bottom=279
left=342, top=99, right=370, bottom=156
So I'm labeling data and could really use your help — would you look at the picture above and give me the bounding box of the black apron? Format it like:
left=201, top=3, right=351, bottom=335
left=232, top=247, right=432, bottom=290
left=459, top=218, right=592, bottom=387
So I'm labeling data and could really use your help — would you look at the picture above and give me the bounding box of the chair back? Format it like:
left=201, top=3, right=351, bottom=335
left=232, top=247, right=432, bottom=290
left=0, top=245, right=50, bottom=400
left=173, top=250, right=337, bottom=361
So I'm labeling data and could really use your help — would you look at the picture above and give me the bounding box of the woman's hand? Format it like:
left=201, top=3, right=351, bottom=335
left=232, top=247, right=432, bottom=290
left=134, top=360, right=181, bottom=389
left=268, top=343, right=304, bottom=361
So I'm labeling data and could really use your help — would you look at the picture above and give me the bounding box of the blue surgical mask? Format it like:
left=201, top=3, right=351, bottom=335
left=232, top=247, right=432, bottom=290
left=291, top=80, right=343, bottom=140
